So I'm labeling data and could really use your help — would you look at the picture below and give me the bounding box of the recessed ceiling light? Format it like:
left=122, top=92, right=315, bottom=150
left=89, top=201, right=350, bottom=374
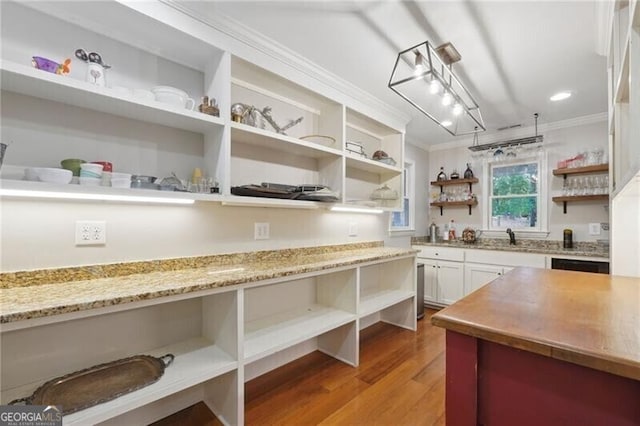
left=550, top=91, right=572, bottom=101
left=441, top=120, right=452, bottom=127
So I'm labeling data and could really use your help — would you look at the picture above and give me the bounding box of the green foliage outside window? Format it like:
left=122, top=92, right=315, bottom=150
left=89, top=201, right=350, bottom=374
left=491, top=163, right=538, bottom=228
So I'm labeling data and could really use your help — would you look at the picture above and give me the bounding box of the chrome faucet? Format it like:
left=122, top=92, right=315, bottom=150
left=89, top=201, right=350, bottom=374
left=506, top=228, right=516, bottom=245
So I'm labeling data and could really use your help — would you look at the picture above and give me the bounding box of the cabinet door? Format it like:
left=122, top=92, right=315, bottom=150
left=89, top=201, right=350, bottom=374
left=437, top=260, right=464, bottom=305
left=420, top=259, right=439, bottom=304
left=464, top=263, right=503, bottom=295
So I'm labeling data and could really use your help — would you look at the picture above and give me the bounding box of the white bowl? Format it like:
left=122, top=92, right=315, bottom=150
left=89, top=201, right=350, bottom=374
left=37, top=168, right=73, bottom=184
left=80, top=163, right=103, bottom=178
left=25, top=167, right=43, bottom=181
left=110, top=178, right=131, bottom=188
left=79, top=177, right=102, bottom=186
left=151, top=86, right=195, bottom=110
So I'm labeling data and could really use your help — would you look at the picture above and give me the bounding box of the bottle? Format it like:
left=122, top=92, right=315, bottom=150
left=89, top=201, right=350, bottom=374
left=448, top=219, right=456, bottom=240
left=450, top=169, right=460, bottom=179
left=464, top=163, right=474, bottom=179
left=437, top=166, right=447, bottom=181
left=442, top=222, right=449, bottom=241
left=563, top=229, right=573, bottom=249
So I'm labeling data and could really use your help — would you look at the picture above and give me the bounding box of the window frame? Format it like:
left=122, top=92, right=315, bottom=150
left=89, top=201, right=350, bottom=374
left=482, top=152, right=549, bottom=237
left=389, top=159, right=415, bottom=234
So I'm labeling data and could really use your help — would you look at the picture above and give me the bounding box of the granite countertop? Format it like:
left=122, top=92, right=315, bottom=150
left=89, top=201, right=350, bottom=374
left=0, top=243, right=416, bottom=324
left=432, top=268, right=640, bottom=381
left=411, top=237, right=609, bottom=258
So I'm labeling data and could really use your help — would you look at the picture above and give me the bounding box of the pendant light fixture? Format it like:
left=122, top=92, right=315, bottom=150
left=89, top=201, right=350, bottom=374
left=388, top=41, right=485, bottom=136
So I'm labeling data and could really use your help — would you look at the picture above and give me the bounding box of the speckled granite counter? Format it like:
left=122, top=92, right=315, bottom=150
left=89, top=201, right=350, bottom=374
left=411, top=237, right=609, bottom=259
left=0, top=242, right=417, bottom=324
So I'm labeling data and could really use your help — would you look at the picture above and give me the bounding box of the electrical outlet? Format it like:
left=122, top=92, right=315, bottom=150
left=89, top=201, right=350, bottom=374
left=348, top=221, right=358, bottom=237
left=254, top=222, right=270, bottom=240
left=588, top=222, right=601, bottom=236
left=601, top=222, right=609, bottom=231
left=75, top=221, right=106, bottom=245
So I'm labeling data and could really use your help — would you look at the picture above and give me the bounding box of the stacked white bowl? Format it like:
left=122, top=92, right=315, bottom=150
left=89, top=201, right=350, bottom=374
left=79, top=163, right=103, bottom=186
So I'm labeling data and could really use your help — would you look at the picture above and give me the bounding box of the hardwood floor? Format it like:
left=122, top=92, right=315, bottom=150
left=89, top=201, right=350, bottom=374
left=245, top=308, right=445, bottom=425
left=154, top=308, right=445, bottom=425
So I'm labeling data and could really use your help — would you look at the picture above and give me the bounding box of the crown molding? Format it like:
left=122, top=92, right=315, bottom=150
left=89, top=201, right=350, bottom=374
left=427, top=112, right=608, bottom=152
left=159, top=0, right=411, bottom=129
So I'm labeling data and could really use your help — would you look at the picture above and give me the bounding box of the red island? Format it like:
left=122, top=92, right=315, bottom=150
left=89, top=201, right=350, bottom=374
left=432, top=267, right=640, bottom=426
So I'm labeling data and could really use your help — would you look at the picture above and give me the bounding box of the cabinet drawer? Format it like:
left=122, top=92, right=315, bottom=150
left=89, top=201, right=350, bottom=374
left=464, top=249, right=545, bottom=268
left=414, top=246, right=464, bottom=262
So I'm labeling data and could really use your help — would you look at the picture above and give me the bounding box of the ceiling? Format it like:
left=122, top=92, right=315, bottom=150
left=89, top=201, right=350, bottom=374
left=185, top=1, right=607, bottom=147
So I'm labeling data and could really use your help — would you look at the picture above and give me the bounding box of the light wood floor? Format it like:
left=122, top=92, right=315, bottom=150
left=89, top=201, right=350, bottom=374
left=154, top=308, right=445, bottom=425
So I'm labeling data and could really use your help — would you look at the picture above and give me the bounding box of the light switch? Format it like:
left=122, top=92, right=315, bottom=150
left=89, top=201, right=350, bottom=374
left=589, top=223, right=601, bottom=236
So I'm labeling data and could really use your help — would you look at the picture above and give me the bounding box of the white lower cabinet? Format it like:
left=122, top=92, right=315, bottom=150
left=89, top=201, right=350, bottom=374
left=419, top=258, right=464, bottom=306
left=0, top=255, right=415, bottom=425
left=464, top=263, right=506, bottom=294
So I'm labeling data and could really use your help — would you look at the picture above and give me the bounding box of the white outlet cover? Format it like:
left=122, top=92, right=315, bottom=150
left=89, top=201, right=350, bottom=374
left=348, top=221, right=358, bottom=237
left=254, top=222, right=270, bottom=240
left=588, top=222, right=601, bottom=236
left=76, top=220, right=106, bottom=245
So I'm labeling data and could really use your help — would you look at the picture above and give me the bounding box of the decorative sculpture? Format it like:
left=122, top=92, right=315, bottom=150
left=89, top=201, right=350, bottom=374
left=230, top=103, right=303, bottom=135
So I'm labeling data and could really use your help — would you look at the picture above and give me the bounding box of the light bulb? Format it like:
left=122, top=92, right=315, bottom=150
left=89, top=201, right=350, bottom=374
left=414, top=53, right=425, bottom=76
left=442, top=92, right=453, bottom=106
left=429, top=79, right=440, bottom=95
left=452, top=103, right=462, bottom=116
left=441, top=120, right=452, bottom=127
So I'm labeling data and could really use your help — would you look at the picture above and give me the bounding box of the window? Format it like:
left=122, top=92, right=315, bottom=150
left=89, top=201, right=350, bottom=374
left=390, top=160, right=415, bottom=232
left=488, top=160, right=543, bottom=231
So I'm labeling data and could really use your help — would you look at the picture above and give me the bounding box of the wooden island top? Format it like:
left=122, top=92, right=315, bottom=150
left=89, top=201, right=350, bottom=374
left=432, top=267, right=640, bottom=381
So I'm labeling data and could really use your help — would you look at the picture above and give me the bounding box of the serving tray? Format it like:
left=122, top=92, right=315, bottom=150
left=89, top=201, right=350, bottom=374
left=10, top=354, right=174, bottom=415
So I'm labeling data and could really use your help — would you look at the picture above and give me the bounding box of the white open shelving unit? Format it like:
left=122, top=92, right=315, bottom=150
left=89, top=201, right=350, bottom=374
left=606, top=0, right=640, bottom=277
left=0, top=254, right=416, bottom=425
left=0, top=1, right=405, bottom=211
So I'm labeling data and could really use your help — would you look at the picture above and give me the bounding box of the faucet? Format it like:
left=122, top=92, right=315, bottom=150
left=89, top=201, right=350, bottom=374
left=506, top=228, right=516, bottom=245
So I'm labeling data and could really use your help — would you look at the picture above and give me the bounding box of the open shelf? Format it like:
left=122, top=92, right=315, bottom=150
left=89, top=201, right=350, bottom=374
left=430, top=200, right=478, bottom=216
left=430, top=178, right=478, bottom=186
left=41, top=338, right=235, bottom=426
left=221, top=195, right=322, bottom=209
left=552, top=194, right=609, bottom=214
left=230, top=122, right=342, bottom=159
left=359, top=289, right=414, bottom=318
left=552, top=164, right=609, bottom=177
left=614, top=43, right=630, bottom=103
left=243, top=305, right=355, bottom=364
left=345, top=154, right=402, bottom=175
left=0, top=179, right=225, bottom=203
left=0, top=61, right=224, bottom=134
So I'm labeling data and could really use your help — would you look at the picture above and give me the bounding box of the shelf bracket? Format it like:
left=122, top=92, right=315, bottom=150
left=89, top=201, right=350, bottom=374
left=439, top=206, right=443, bottom=216
left=468, top=205, right=472, bottom=215
left=563, top=201, right=567, bottom=214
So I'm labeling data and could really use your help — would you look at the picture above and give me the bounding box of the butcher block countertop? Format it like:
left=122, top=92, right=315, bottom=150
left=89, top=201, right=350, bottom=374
left=432, top=267, right=640, bottom=381
left=0, top=242, right=416, bottom=324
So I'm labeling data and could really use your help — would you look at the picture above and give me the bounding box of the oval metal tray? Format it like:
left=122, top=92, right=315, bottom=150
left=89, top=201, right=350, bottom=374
left=10, top=354, right=174, bottom=415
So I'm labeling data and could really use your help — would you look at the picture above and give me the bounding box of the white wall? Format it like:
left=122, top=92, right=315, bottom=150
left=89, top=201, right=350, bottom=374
left=0, top=199, right=387, bottom=272
left=426, top=119, right=610, bottom=242
left=385, top=142, right=430, bottom=249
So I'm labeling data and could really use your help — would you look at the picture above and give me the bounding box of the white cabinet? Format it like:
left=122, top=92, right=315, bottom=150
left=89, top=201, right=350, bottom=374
left=605, top=0, right=640, bottom=277
left=437, top=260, right=465, bottom=305
left=1, top=293, right=242, bottom=426
left=414, top=245, right=548, bottom=306
left=464, top=263, right=505, bottom=294
left=0, top=2, right=405, bottom=210
left=0, top=254, right=415, bottom=425
left=416, top=249, right=465, bottom=307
